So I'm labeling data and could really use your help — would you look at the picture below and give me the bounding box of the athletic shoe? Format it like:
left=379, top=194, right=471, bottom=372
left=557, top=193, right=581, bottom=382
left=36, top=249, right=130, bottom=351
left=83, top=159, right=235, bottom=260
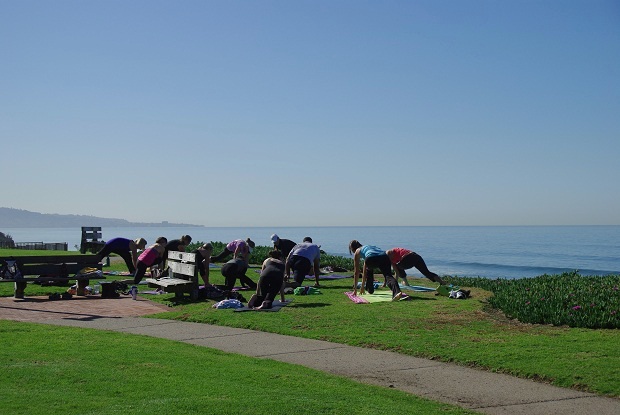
left=392, top=292, right=403, bottom=302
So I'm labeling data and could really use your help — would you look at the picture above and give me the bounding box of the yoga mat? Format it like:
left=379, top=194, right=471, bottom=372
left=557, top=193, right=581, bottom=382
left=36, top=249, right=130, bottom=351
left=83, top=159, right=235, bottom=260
left=399, top=284, right=437, bottom=292
left=345, top=291, right=369, bottom=304
left=253, top=269, right=350, bottom=280
left=357, top=291, right=411, bottom=303
left=309, top=274, right=350, bottom=280
left=365, top=292, right=410, bottom=303
left=355, top=282, right=436, bottom=292
left=345, top=290, right=410, bottom=303
left=234, top=299, right=293, bottom=312
left=355, top=281, right=384, bottom=290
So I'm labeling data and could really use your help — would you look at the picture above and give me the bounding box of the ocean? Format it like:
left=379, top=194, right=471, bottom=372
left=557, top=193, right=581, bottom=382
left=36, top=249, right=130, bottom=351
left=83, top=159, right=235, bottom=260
left=3, top=225, right=619, bottom=280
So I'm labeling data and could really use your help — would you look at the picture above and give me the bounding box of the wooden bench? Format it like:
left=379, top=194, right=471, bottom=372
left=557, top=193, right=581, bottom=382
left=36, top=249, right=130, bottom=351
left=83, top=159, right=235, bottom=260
left=145, top=251, right=199, bottom=300
left=0, top=254, right=103, bottom=298
left=80, top=226, right=105, bottom=254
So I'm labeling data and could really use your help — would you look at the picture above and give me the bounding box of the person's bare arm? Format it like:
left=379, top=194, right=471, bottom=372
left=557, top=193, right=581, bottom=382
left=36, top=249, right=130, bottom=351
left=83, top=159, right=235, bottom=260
left=353, top=249, right=361, bottom=295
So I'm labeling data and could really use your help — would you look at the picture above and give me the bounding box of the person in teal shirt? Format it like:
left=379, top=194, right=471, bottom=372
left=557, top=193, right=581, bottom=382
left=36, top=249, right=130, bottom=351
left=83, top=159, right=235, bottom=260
left=349, top=240, right=402, bottom=301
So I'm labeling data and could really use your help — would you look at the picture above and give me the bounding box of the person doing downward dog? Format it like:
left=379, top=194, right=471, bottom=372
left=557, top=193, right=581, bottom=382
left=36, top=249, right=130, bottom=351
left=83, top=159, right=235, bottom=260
left=96, top=237, right=147, bottom=273
left=133, top=237, right=168, bottom=285
left=249, top=250, right=286, bottom=310
left=270, top=234, right=296, bottom=260
left=349, top=240, right=402, bottom=301
left=285, top=237, right=321, bottom=287
left=386, top=247, right=446, bottom=286
left=211, top=238, right=255, bottom=264
left=220, top=257, right=257, bottom=291
left=191, top=243, right=214, bottom=287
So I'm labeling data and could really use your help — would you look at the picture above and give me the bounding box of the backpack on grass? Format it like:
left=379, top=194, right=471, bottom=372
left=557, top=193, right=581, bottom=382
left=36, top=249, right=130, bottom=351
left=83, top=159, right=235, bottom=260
left=0, top=259, right=23, bottom=280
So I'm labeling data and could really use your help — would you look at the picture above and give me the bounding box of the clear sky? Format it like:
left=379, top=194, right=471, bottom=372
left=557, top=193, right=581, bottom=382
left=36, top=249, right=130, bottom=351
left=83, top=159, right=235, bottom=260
left=2, top=0, right=619, bottom=227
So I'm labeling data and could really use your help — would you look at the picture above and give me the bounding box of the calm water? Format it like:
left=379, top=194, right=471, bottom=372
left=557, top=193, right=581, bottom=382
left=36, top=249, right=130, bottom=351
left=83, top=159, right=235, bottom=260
left=4, top=226, right=619, bottom=279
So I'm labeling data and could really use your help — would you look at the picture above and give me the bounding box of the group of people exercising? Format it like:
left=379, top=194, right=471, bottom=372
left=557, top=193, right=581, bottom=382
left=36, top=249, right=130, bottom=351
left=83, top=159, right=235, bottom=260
left=96, top=233, right=445, bottom=308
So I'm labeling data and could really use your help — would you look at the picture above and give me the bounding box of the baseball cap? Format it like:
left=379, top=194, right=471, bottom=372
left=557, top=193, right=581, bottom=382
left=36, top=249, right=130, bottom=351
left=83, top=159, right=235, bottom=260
left=271, top=234, right=279, bottom=243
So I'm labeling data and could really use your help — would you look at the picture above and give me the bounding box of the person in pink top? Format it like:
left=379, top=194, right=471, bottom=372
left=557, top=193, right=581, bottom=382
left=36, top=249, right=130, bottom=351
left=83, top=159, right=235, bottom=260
left=133, top=237, right=168, bottom=285
left=211, top=238, right=255, bottom=264
left=385, top=247, right=445, bottom=286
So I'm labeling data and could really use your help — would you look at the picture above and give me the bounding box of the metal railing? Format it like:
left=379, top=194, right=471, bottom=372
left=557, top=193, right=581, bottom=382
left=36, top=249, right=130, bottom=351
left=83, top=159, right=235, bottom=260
left=0, top=242, right=68, bottom=251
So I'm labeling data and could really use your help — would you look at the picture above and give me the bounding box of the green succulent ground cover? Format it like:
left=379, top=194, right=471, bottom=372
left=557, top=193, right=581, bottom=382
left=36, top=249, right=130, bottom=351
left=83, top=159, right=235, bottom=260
left=445, top=272, right=620, bottom=329
left=2, top=247, right=619, bottom=398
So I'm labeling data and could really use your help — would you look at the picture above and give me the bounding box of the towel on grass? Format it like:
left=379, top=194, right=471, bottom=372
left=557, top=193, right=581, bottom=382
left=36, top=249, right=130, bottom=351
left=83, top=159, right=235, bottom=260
left=213, top=299, right=244, bottom=309
left=234, top=299, right=293, bottom=312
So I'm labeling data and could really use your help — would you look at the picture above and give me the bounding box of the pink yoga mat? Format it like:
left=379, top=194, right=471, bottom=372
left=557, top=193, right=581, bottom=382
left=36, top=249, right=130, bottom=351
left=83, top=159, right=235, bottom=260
left=345, top=291, right=369, bottom=304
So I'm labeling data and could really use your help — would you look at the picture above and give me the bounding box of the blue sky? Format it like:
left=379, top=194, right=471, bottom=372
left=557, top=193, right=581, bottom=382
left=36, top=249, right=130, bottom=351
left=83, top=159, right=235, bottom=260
left=2, top=0, right=619, bottom=226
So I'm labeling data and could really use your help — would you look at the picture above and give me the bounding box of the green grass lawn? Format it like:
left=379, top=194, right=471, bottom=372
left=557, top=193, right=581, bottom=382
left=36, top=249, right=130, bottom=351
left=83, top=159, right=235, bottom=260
left=0, top=320, right=473, bottom=415
left=2, top=249, right=619, bottom=399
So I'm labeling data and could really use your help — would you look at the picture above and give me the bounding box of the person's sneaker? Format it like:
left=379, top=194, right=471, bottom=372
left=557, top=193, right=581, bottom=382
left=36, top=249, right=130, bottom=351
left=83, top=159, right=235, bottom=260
left=392, top=292, right=403, bottom=302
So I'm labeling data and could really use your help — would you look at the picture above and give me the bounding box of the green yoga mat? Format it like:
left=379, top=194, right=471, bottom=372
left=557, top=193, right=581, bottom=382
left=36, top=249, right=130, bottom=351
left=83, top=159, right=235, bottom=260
left=358, top=291, right=410, bottom=303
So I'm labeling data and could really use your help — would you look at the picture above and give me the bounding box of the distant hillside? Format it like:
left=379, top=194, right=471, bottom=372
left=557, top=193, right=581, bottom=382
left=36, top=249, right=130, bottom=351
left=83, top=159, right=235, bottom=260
left=0, top=207, right=202, bottom=228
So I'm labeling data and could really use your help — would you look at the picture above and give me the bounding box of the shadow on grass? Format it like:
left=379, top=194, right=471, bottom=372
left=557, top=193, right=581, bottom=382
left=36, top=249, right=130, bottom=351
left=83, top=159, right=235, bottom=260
left=289, top=302, right=331, bottom=308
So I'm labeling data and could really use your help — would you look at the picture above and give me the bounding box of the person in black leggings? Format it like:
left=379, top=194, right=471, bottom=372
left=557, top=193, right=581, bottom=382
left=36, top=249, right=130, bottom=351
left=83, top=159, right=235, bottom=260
left=191, top=243, right=213, bottom=287
left=96, top=237, right=147, bottom=273
left=249, top=250, right=286, bottom=309
left=386, top=247, right=445, bottom=285
left=220, top=257, right=257, bottom=291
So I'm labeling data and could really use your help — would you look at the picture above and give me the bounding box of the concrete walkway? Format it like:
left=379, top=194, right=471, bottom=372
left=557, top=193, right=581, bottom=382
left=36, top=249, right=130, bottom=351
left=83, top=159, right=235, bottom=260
left=1, top=296, right=619, bottom=415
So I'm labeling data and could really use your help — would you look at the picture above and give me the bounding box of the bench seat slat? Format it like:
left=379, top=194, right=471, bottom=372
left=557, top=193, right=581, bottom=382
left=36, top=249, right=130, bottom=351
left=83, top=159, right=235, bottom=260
left=145, top=277, right=193, bottom=288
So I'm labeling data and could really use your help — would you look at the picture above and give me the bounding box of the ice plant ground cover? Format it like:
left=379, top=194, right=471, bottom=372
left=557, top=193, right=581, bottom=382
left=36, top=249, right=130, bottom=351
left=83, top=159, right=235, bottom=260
left=445, top=272, right=620, bottom=329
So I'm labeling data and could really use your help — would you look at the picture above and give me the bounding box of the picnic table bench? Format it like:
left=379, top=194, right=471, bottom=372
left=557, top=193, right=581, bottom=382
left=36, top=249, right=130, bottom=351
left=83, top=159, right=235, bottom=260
left=0, top=254, right=103, bottom=298
left=145, top=250, right=199, bottom=300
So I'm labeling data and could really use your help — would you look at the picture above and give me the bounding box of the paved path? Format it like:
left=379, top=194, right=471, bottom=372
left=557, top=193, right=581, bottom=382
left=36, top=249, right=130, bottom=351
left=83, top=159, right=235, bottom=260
left=1, top=295, right=618, bottom=415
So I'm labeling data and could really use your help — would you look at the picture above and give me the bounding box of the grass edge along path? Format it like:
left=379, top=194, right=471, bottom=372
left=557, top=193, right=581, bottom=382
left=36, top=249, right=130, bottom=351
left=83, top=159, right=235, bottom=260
left=0, top=320, right=474, bottom=415
left=145, top=277, right=620, bottom=398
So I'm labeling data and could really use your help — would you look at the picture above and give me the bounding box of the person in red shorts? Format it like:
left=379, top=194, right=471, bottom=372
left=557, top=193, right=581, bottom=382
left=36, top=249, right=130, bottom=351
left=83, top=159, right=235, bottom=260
left=385, top=247, right=445, bottom=286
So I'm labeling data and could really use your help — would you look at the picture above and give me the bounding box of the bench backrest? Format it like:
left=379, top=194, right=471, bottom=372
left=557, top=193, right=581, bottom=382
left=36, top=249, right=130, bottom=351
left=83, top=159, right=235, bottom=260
left=80, top=227, right=105, bottom=253
left=81, top=227, right=102, bottom=242
left=0, top=255, right=101, bottom=277
left=167, top=251, right=197, bottom=280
